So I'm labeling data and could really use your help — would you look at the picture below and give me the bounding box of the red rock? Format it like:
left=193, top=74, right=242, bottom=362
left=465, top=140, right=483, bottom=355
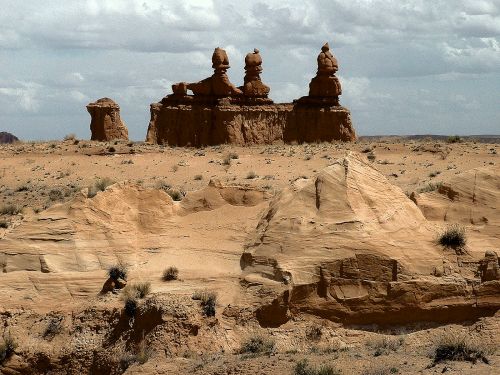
left=86, top=98, right=129, bottom=142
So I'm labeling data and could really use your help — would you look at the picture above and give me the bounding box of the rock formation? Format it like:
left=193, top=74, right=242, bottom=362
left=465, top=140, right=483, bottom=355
left=308, top=42, right=342, bottom=102
left=86, top=98, right=129, bottom=141
left=241, top=153, right=500, bottom=326
left=241, top=48, right=270, bottom=98
left=146, top=44, right=356, bottom=146
left=0, top=131, right=19, bottom=144
left=173, top=47, right=242, bottom=98
left=480, top=251, right=500, bottom=282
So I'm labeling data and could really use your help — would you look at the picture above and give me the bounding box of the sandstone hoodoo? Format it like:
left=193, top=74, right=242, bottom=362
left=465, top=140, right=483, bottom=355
left=146, top=43, right=356, bottom=146
left=86, top=97, right=129, bottom=141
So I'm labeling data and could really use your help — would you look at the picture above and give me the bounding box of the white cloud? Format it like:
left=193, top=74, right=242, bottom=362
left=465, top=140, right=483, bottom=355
left=0, top=0, right=499, bottom=139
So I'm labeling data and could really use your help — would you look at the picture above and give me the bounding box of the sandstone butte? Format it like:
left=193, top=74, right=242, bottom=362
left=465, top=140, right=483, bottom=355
left=146, top=44, right=356, bottom=146
left=86, top=97, right=129, bottom=142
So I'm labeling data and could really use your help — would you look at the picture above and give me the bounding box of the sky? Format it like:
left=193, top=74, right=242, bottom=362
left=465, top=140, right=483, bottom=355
left=0, top=0, right=499, bottom=140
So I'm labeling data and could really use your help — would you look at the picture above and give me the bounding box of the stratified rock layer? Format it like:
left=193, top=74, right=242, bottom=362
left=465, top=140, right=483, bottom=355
left=146, top=100, right=355, bottom=146
left=241, top=153, right=500, bottom=326
left=86, top=98, right=129, bottom=141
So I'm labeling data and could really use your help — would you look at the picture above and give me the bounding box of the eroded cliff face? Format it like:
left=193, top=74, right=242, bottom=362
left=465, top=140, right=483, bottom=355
left=145, top=101, right=355, bottom=146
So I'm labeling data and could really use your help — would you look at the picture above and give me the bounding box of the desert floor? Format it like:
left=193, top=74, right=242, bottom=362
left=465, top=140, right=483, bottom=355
left=0, top=138, right=499, bottom=375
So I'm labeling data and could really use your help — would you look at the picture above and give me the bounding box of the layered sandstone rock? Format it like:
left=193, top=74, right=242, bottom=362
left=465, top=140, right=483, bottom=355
left=146, top=101, right=354, bottom=146
left=147, top=44, right=356, bottom=145
left=241, top=48, right=270, bottom=98
left=174, top=47, right=242, bottom=98
left=86, top=98, right=129, bottom=141
left=241, top=153, right=500, bottom=326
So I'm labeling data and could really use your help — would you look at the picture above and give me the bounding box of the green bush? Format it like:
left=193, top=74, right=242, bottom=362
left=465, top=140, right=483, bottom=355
left=433, top=331, right=492, bottom=365
left=124, top=298, right=138, bottom=317
left=162, top=266, right=179, bottom=281
left=239, top=335, right=275, bottom=355
left=108, top=264, right=128, bottom=281
left=294, top=359, right=339, bottom=375
left=128, top=282, right=151, bottom=299
left=0, top=334, right=17, bottom=364
left=88, top=177, right=115, bottom=198
left=192, top=290, right=217, bottom=317
left=446, top=135, right=462, bottom=144
left=438, top=224, right=466, bottom=250
left=0, top=204, right=21, bottom=215
left=366, top=336, right=404, bottom=356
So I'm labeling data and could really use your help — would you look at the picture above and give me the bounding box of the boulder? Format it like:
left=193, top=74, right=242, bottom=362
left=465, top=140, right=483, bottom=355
left=479, top=251, right=500, bottom=282
left=86, top=98, right=129, bottom=141
left=0, top=132, right=19, bottom=144
left=241, top=153, right=500, bottom=325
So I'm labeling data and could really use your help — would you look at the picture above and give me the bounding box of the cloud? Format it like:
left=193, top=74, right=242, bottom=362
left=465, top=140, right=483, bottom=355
left=0, top=0, right=499, bottom=139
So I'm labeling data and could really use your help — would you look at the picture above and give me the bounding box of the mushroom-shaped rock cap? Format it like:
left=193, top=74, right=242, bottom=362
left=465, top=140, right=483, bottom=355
left=87, top=97, right=119, bottom=109
left=245, top=48, right=263, bottom=67
left=212, top=47, right=230, bottom=69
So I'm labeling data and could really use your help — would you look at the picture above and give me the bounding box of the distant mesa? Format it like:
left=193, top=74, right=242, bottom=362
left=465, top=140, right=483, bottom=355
left=146, top=43, right=356, bottom=146
left=86, top=97, right=129, bottom=142
left=0, top=131, right=19, bottom=144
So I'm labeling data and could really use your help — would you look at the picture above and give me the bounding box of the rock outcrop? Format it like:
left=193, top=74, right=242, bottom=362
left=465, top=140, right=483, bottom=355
left=174, top=47, right=242, bottom=98
left=241, top=48, right=270, bottom=98
left=0, top=131, right=19, bottom=144
left=146, top=44, right=356, bottom=146
left=241, top=153, right=500, bottom=326
left=86, top=98, right=129, bottom=141
left=479, top=251, right=500, bottom=282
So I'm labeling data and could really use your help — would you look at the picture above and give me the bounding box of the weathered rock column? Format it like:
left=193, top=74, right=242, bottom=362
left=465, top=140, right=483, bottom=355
left=87, top=98, right=129, bottom=141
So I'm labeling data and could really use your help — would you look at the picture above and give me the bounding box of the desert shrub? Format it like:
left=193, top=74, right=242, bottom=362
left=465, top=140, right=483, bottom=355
left=0, top=220, right=8, bottom=229
left=305, top=325, right=323, bottom=341
left=366, top=336, right=404, bottom=356
left=446, top=135, right=462, bottom=144
left=118, top=340, right=152, bottom=370
left=0, top=334, right=17, bottom=364
left=162, top=266, right=179, bottom=281
left=367, top=152, right=376, bottom=162
left=155, top=180, right=171, bottom=191
left=192, top=290, right=217, bottom=317
left=43, top=316, right=64, bottom=340
left=432, top=331, right=492, bottom=365
left=63, top=133, right=76, bottom=141
left=438, top=224, right=466, bottom=250
left=194, top=174, right=203, bottom=180
left=246, top=171, right=257, bottom=179
left=48, top=189, right=64, bottom=201
left=127, top=282, right=151, bottom=299
left=294, top=359, right=339, bottom=375
left=362, top=364, right=398, bottom=375
left=108, top=264, right=128, bottom=281
left=124, top=298, right=138, bottom=317
left=15, top=184, right=29, bottom=192
left=418, top=182, right=443, bottom=193
left=0, top=204, right=21, bottom=215
left=88, top=177, right=114, bottom=198
left=239, top=335, right=275, bottom=355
